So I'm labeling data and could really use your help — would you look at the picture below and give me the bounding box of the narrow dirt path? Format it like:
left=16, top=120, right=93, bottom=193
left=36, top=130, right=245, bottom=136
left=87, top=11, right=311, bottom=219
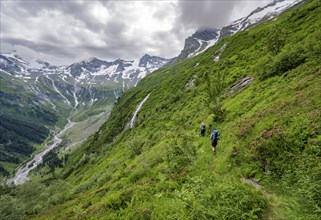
left=240, top=178, right=283, bottom=220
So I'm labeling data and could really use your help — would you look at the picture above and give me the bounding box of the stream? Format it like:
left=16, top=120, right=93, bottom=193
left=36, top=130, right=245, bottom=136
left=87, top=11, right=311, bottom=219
left=6, top=90, right=148, bottom=185
left=6, top=80, right=82, bottom=185
left=129, top=93, right=151, bottom=128
left=6, top=118, right=75, bottom=185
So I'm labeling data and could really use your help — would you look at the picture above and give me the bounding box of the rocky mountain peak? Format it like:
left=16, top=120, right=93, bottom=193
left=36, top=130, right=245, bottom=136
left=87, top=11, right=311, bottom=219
left=0, top=52, right=170, bottom=86
left=172, top=0, right=303, bottom=63
left=192, top=28, right=220, bottom=41
left=138, top=54, right=170, bottom=68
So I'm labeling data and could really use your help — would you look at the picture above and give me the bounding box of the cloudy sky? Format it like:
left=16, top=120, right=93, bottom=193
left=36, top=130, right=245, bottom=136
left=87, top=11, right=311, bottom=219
left=0, top=0, right=272, bottom=65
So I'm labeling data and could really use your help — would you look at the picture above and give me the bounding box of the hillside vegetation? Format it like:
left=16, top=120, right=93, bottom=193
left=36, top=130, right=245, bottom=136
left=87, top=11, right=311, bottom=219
left=0, top=67, right=116, bottom=178
left=0, top=73, right=58, bottom=177
left=1, top=0, right=321, bottom=219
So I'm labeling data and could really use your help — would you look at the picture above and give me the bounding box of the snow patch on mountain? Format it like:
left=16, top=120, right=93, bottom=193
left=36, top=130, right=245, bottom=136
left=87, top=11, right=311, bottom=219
left=0, top=52, right=170, bottom=89
left=231, top=0, right=304, bottom=34
left=175, top=0, right=303, bottom=61
left=189, top=32, right=221, bottom=58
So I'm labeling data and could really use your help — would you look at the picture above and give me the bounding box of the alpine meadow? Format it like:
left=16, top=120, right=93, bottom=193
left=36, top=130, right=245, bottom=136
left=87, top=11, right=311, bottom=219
left=1, top=0, right=321, bottom=219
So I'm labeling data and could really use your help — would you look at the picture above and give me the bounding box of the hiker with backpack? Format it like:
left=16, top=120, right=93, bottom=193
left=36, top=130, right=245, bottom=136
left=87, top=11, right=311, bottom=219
left=200, top=123, right=206, bottom=137
left=211, top=129, right=220, bottom=154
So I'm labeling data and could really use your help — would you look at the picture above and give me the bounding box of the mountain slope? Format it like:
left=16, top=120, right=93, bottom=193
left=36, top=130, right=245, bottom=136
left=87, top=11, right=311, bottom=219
left=174, top=0, right=304, bottom=62
left=1, top=0, right=321, bottom=219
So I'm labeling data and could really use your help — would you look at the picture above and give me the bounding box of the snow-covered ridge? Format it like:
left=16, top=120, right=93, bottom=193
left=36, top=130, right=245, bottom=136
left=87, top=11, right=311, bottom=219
left=231, top=0, right=304, bottom=34
left=179, top=0, right=303, bottom=60
left=0, top=52, right=170, bottom=83
left=0, top=52, right=171, bottom=114
left=188, top=33, right=221, bottom=58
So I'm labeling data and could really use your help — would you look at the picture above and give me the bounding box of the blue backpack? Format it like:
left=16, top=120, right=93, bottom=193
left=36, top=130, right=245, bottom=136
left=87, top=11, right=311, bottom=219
left=211, top=130, right=219, bottom=141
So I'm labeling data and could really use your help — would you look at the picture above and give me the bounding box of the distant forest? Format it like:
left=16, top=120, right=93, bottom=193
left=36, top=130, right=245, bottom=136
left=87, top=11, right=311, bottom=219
left=0, top=114, right=49, bottom=176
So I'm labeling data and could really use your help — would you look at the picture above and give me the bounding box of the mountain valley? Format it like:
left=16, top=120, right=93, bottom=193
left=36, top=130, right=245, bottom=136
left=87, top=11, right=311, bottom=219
left=1, top=0, right=320, bottom=219
left=0, top=53, right=170, bottom=178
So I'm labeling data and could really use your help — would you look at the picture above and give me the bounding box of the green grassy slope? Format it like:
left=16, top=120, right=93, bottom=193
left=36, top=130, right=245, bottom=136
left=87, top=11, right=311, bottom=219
left=1, top=0, right=321, bottom=219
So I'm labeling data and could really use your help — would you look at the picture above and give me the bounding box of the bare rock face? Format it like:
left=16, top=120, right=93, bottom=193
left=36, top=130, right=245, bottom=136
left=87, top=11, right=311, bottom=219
left=192, top=28, right=220, bottom=41
left=213, top=43, right=227, bottom=62
left=229, top=77, right=254, bottom=94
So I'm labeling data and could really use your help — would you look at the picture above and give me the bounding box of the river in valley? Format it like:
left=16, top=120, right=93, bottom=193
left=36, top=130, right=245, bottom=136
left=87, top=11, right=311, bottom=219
left=6, top=119, right=75, bottom=185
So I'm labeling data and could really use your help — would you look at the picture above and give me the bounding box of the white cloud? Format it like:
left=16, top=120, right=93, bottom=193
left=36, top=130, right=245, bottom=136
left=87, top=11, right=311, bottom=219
left=90, top=2, right=110, bottom=24
left=0, top=0, right=273, bottom=65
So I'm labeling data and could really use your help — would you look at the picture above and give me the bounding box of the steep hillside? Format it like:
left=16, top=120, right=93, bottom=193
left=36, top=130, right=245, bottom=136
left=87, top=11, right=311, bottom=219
left=1, top=0, right=321, bottom=219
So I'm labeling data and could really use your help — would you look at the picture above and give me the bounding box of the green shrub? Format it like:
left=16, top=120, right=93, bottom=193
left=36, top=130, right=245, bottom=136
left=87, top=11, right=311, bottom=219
left=273, top=46, right=305, bottom=75
left=266, top=25, right=287, bottom=55
left=257, top=45, right=306, bottom=80
left=176, top=175, right=266, bottom=219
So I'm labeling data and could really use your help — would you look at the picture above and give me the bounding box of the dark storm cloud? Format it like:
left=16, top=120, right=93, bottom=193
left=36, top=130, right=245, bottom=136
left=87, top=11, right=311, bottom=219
left=13, top=0, right=107, bottom=32
left=176, top=1, right=240, bottom=30
left=2, top=37, right=74, bottom=57
left=102, top=20, right=128, bottom=43
left=83, top=42, right=142, bottom=61
left=0, top=0, right=124, bottom=63
left=2, top=1, right=172, bottom=63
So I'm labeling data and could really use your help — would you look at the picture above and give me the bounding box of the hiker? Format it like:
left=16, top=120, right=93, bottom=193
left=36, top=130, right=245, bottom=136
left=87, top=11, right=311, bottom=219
left=200, top=123, right=206, bottom=137
left=210, top=129, right=219, bottom=153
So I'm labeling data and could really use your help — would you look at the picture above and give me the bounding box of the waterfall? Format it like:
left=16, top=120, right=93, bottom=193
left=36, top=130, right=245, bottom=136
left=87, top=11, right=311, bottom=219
left=129, top=93, right=151, bottom=128
left=46, top=75, right=71, bottom=106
